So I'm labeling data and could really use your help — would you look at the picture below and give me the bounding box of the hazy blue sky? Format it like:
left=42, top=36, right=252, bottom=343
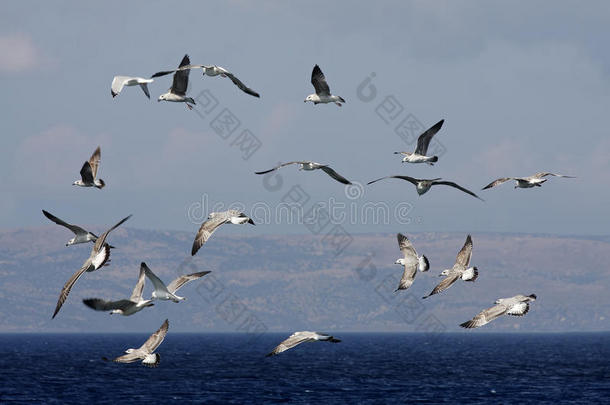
left=2, top=1, right=609, bottom=236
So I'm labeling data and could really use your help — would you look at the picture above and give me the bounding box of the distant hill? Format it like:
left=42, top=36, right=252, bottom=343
left=0, top=226, right=608, bottom=333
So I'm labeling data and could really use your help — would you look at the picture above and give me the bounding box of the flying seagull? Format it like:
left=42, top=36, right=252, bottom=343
left=255, top=161, right=352, bottom=185
left=52, top=215, right=131, bottom=318
left=104, top=319, right=169, bottom=367
left=156, top=54, right=196, bottom=109
left=152, top=62, right=259, bottom=98
left=191, top=210, right=255, bottom=256
left=73, top=146, right=105, bottom=189
left=394, top=119, right=444, bottom=165
left=482, top=172, right=575, bottom=190
left=367, top=175, right=483, bottom=200
left=266, top=331, right=341, bottom=357
left=304, top=65, right=345, bottom=106
left=393, top=233, right=429, bottom=292
left=111, top=76, right=153, bottom=99
left=141, top=262, right=210, bottom=302
left=460, top=294, right=537, bottom=329
left=83, top=265, right=154, bottom=316
left=42, top=210, right=113, bottom=248
left=423, top=235, right=478, bottom=299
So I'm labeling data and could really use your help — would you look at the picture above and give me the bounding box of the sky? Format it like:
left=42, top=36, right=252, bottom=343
left=1, top=0, right=609, bottom=237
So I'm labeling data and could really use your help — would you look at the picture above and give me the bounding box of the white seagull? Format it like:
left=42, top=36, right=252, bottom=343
left=482, top=172, right=575, bottom=190
left=304, top=65, right=345, bottom=106
left=73, top=146, right=105, bottom=189
left=368, top=175, right=483, bottom=200
left=255, top=161, right=352, bottom=185
left=141, top=262, right=210, bottom=302
left=42, top=210, right=114, bottom=248
left=152, top=61, right=259, bottom=98
left=82, top=265, right=154, bottom=316
left=423, top=235, right=478, bottom=299
left=52, top=215, right=131, bottom=318
left=105, top=319, right=169, bottom=367
left=111, top=76, right=153, bottom=99
left=191, top=210, right=255, bottom=256
left=394, top=119, right=444, bottom=165
left=156, top=54, right=196, bottom=109
left=460, top=294, right=537, bottom=329
left=394, top=233, right=429, bottom=292
left=266, top=331, right=341, bottom=357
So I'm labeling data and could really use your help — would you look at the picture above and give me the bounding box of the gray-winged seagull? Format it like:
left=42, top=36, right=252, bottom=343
left=304, top=65, right=345, bottom=106
left=394, top=233, right=429, bottom=292
left=368, top=175, right=483, bottom=200
left=394, top=119, right=444, bottom=165
left=111, top=76, right=153, bottom=99
left=73, top=146, right=105, bottom=189
left=152, top=61, right=259, bottom=98
left=141, top=262, right=210, bottom=302
left=460, top=294, right=537, bottom=328
left=423, top=235, right=478, bottom=299
left=83, top=264, right=154, bottom=316
left=52, top=215, right=131, bottom=318
left=191, top=210, right=255, bottom=256
left=255, top=161, right=352, bottom=185
left=42, top=210, right=113, bottom=248
left=104, top=319, right=169, bottom=367
left=266, top=331, right=341, bottom=357
left=482, top=172, right=575, bottom=190
left=156, top=54, right=196, bottom=109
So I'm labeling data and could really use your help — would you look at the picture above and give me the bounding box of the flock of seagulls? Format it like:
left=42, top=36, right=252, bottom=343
left=41, top=54, right=576, bottom=364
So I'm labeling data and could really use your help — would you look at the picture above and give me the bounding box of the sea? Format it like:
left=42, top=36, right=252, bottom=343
left=0, top=333, right=608, bottom=404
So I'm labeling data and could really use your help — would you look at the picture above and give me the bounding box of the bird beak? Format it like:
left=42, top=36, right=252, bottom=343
left=438, top=274, right=444, bottom=277
left=303, top=99, right=307, bottom=103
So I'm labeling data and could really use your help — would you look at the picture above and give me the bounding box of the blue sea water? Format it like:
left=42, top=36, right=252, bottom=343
left=0, top=333, right=608, bottom=404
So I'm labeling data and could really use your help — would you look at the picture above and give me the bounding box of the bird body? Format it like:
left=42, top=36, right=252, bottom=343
left=191, top=209, right=255, bottom=255
left=368, top=175, right=482, bottom=200
left=423, top=235, right=478, bottom=299
left=156, top=55, right=196, bottom=109
left=305, top=65, right=345, bottom=106
left=394, top=119, right=444, bottom=165
left=266, top=331, right=341, bottom=357
left=52, top=215, right=131, bottom=318
left=460, top=294, right=537, bottom=328
left=255, top=161, right=352, bottom=185
left=108, top=319, right=169, bottom=367
left=142, top=262, right=210, bottom=302
left=482, top=172, right=575, bottom=190
left=73, top=146, right=105, bottom=189
left=111, top=76, right=153, bottom=99
left=394, top=233, right=429, bottom=292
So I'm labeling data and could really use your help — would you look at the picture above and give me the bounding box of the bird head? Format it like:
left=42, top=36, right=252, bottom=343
left=394, top=258, right=405, bottom=266
left=157, top=94, right=167, bottom=102
left=439, top=269, right=450, bottom=277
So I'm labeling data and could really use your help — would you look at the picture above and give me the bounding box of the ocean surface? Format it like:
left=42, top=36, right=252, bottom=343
left=0, top=333, right=608, bottom=404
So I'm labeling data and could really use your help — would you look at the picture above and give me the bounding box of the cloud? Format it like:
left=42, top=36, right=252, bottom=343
left=0, top=34, right=41, bottom=73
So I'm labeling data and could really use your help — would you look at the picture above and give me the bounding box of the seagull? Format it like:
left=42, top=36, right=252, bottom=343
left=394, top=119, right=444, bottom=165
left=152, top=62, right=259, bottom=98
left=367, top=175, right=483, bottom=200
left=191, top=210, right=255, bottom=256
left=104, top=319, right=169, bottom=367
left=266, top=331, right=341, bottom=357
left=156, top=54, right=196, bottom=110
left=423, top=235, right=478, bottom=299
left=82, top=265, right=154, bottom=316
left=393, top=233, right=429, bottom=292
left=73, top=146, right=105, bottom=189
left=482, top=172, right=575, bottom=190
left=141, top=262, right=210, bottom=302
left=42, top=210, right=114, bottom=248
left=52, top=215, right=131, bottom=318
left=304, top=65, right=345, bottom=106
left=111, top=76, right=153, bottom=99
left=255, top=161, right=352, bottom=185
left=460, top=294, right=537, bottom=329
